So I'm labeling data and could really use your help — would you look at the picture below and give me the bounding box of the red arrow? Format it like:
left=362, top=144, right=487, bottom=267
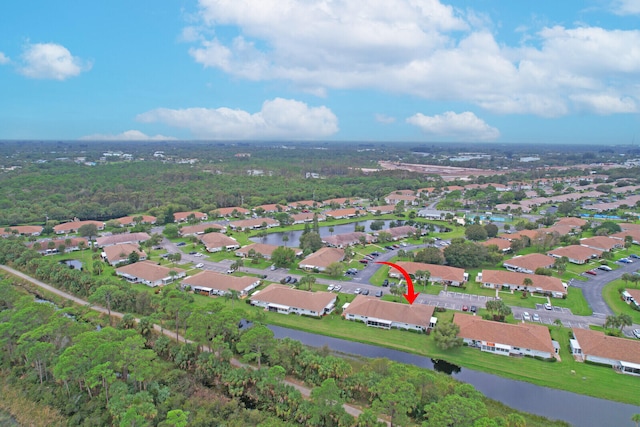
left=376, top=261, right=419, bottom=305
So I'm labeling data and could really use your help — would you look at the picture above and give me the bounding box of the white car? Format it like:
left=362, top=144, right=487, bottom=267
left=544, top=303, right=552, bottom=310
left=522, top=312, right=531, bottom=321
left=194, top=253, right=203, bottom=257
left=327, top=285, right=335, bottom=291
left=633, top=329, right=640, bottom=339
left=334, top=285, right=342, bottom=292
left=195, top=263, right=204, bottom=268
left=532, top=313, right=540, bottom=322
left=354, top=288, right=361, bottom=294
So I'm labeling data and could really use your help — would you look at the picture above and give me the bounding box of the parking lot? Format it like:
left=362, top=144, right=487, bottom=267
left=514, top=310, right=590, bottom=329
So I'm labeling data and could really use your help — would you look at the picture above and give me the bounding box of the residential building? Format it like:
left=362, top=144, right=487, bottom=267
left=621, top=289, right=640, bottom=308
left=291, top=212, right=326, bottom=224
left=367, top=205, right=396, bottom=214
left=571, top=328, right=640, bottom=376
left=343, top=295, right=437, bottom=332
left=477, top=270, right=566, bottom=298
left=323, top=197, right=354, bottom=207
left=611, top=229, right=640, bottom=245
left=28, top=237, right=89, bottom=254
left=173, top=211, right=208, bottom=222
left=53, top=220, right=105, bottom=235
left=384, top=194, right=418, bottom=205
left=454, top=313, right=556, bottom=359
left=393, top=261, right=468, bottom=287
left=481, top=238, right=511, bottom=252
left=228, top=218, right=279, bottom=230
left=324, top=208, right=361, bottom=219
left=323, top=232, right=374, bottom=248
left=580, top=236, right=623, bottom=252
left=115, top=215, right=157, bottom=226
left=182, top=271, right=261, bottom=297
left=235, top=243, right=302, bottom=259
left=116, top=261, right=186, bottom=287
left=1, top=225, right=43, bottom=237
left=299, top=247, right=345, bottom=272
left=212, top=207, right=250, bottom=217
left=199, top=232, right=240, bottom=252
left=255, top=203, right=290, bottom=213
left=555, top=217, right=588, bottom=228
left=377, top=226, right=419, bottom=240
left=102, top=243, right=147, bottom=266
left=503, top=253, right=556, bottom=274
left=250, top=284, right=336, bottom=317
left=288, top=200, right=320, bottom=209
left=179, top=223, right=225, bottom=236
left=95, top=232, right=151, bottom=247
left=547, top=245, right=603, bottom=264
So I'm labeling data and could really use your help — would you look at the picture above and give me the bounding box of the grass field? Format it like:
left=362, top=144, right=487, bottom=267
left=602, top=279, right=640, bottom=324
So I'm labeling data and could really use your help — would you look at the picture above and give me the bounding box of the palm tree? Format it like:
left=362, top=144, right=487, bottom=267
left=282, top=235, right=289, bottom=247
left=226, top=289, right=240, bottom=308
left=632, top=413, right=640, bottom=427
left=618, top=313, right=632, bottom=331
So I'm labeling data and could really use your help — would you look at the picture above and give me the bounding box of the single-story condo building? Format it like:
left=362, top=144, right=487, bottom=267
left=115, top=215, right=157, bottom=226
left=580, top=236, right=623, bottom=252
left=235, top=242, right=302, bottom=259
left=621, top=288, right=640, bottom=308
left=116, top=261, right=186, bottom=287
left=392, top=261, right=468, bottom=287
left=182, top=270, right=261, bottom=297
left=53, top=220, right=105, bottom=235
left=503, top=253, right=556, bottom=274
left=173, top=211, right=208, bottom=223
left=228, top=218, right=279, bottom=230
left=343, top=295, right=437, bottom=332
left=1, top=225, right=43, bottom=237
left=290, top=212, right=326, bottom=224
left=324, top=208, right=361, bottom=219
left=481, top=238, right=512, bottom=252
left=199, top=232, right=240, bottom=253
left=454, top=313, right=557, bottom=359
left=250, top=284, right=336, bottom=317
left=547, top=245, right=603, bottom=264
left=299, top=247, right=345, bottom=272
left=102, top=243, right=147, bottom=266
left=179, top=223, right=225, bottom=236
left=212, top=207, right=250, bottom=218
left=571, top=328, right=640, bottom=376
left=477, top=270, right=567, bottom=298
left=95, top=232, right=151, bottom=248
left=323, top=232, right=375, bottom=248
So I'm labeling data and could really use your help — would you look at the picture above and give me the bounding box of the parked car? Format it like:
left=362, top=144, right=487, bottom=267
left=195, top=263, right=204, bottom=268
left=375, top=290, right=383, bottom=297
left=370, top=252, right=380, bottom=257
left=618, top=258, right=633, bottom=264
left=462, top=305, right=468, bottom=312
left=270, top=265, right=277, bottom=271
left=385, top=246, right=395, bottom=250
left=176, top=242, right=186, bottom=246
left=359, top=259, right=369, bottom=264
left=382, top=279, right=389, bottom=287
left=532, top=313, right=540, bottom=322
left=334, top=285, right=342, bottom=292
left=470, top=305, right=477, bottom=313
left=630, top=254, right=640, bottom=259
left=544, top=303, right=552, bottom=310
left=354, top=288, right=361, bottom=294
left=522, top=311, right=531, bottom=321
left=361, top=289, right=370, bottom=295
left=633, top=329, right=640, bottom=339
left=283, top=276, right=292, bottom=283
left=226, top=269, right=234, bottom=274
left=585, top=270, right=597, bottom=275
left=290, top=278, right=298, bottom=285
left=188, top=251, right=197, bottom=255
left=327, top=285, right=335, bottom=291
left=194, top=252, right=203, bottom=257
left=597, top=265, right=612, bottom=271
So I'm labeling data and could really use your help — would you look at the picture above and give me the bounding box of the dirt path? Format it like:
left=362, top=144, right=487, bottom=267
left=0, top=265, right=384, bottom=424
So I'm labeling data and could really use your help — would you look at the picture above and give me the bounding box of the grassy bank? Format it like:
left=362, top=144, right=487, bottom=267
left=0, top=373, right=66, bottom=427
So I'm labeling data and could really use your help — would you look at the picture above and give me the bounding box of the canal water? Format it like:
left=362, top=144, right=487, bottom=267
left=268, top=325, right=640, bottom=427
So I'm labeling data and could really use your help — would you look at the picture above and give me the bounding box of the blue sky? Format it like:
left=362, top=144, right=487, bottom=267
left=0, top=0, right=639, bottom=144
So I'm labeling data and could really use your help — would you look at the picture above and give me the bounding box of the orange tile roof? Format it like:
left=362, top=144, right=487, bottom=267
left=299, top=247, right=345, bottom=269
left=454, top=313, right=554, bottom=355
left=182, top=271, right=260, bottom=293
left=503, top=253, right=556, bottom=272
left=344, top=295, right=435, bottom=330
left=116, top=261, right=185, bottom=282
left=482, top=238, right=511, bottom=251
left=573, top=328, right=640, bottom=365
left=480, top=269, right=565, bottom=294
left=251, top=284, right=336, bottom=313
left=395, top=261, right=466, bottom=283
left=548, top=245, right=602, bottom=261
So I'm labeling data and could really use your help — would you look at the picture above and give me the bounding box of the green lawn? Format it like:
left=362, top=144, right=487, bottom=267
left=602, top=279, right=640, bottom=324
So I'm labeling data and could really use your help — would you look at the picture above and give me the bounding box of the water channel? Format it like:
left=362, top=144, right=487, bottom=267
left=250, top=220, right=447, bottom=247
left=268, top=325, right=640, bottom=427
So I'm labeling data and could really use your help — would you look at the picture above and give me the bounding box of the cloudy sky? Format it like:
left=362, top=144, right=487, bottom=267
left=0, top=0, right=639, bottom=144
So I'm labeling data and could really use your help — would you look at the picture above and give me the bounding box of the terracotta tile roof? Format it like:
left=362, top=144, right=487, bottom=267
left=368, top=205, right=396, bottom=213
left=323, top=197, right=354, bottom=205
left=236, top=243, right=301, bottom=257
left=179, top=223, right=225, bottom=235
left=324, top=208, right=360, bottom=218
left=573, top=328, right=640, bottom=365
left=497, top=229, right=543, bottom=241
left=251, top=284, right=336, bottom=313
left=116, top=261, right=185, bottom=282
left=3, top=225, right=43, bottom=235
left=96, top=232, right=151, bottom=247
left=291, top=212, right=325, bottom=222
left=454, top=313, right=555, bottom=355
left=626, top=288, right=640, bottom=302
left=395, top=261, right=466, bottom=283
left=53, top=220, right=104, bottom=233
left=619, top=223, right=640, bottom=232
left=323, top=232, right=374, bottom=247
left=480, top=269, right=566, bottom=294
left=173, top=211, right=207, bottom=222
left=288, top=200, right=320, bottom=208
left=299, top=247, right=345, bottom=269
left=214, top=207, right=250, bottom=216
left=611, top=229, right=640, bottom=242
left=199, top=232, right=239, bottom=250
left=382, top=226, right=417, bottom=239
left=545, top=224, right=574, bottom=236
left=547, top=245, right=603, bottom=261
left=182, top=271, right=260, bottom=293
left=255, top=203, right=289, bottom=212
left=580, top=236, right=622, bottom=251
left=482, top=238, right=511, bottom=251
left=115, top=215, right=156, bottom=225
left=229, top=218, right=279, bottom=229
left=103, top=243, right=146, bottom=264
left=555, top=217, right=588, bottom=228
left=344, top=295, right=435, bottom=330
left=503, top=253, right=556, bottom=272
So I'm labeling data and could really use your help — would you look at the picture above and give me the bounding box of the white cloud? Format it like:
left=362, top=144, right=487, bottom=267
left=136, top=98, right=338, bottom=140
left=406, top=111, right=500, bottom=141
left=80, top=130, right=177, bottom=141
left=0, top=52, right=9, bottom=65
left=375, top=114, right=396, bottom=124
left=187, top=1, right=640, bottom=117
left=19, top=43, right=91, bottom=80
left=611, top=0, right=640, bottom=15
left=570, top=93, right=637, bottom=115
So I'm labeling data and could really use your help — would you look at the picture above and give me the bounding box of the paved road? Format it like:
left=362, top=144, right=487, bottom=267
left=0, top=264, right=386, bottom=425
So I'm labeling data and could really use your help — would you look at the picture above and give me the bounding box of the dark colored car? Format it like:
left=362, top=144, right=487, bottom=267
left=585, top=270, right=597, bottom=276
left=470, top=305, right=477, bottom=313
left=361, top=289, right=369, bottom=295
left=375, top=290, right=383, bottom=297
left=359, top=259, right=369, bottom=264
left=382, top=279, right=389, bottom=287
left=630, top=254, right=640, bottom=259
left=176, top=242, right=186, bottom=246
